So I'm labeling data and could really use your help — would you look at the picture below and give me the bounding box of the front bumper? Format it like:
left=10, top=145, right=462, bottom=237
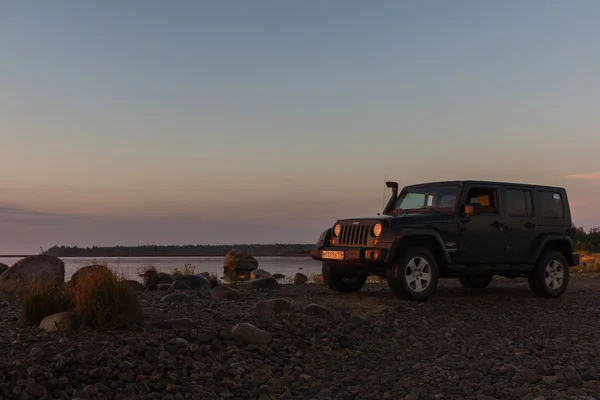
left=311, top=245, right=390, bottom=264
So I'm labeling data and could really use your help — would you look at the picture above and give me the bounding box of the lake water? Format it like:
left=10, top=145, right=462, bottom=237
left=0, top=256, right=323, bottom=282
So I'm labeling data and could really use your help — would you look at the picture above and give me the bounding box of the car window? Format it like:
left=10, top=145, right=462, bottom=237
left=464, top=186, right=499, bottom=215
left=538, top=190, right=565, bottom=218
left=506, top=189, right=534, bottom=217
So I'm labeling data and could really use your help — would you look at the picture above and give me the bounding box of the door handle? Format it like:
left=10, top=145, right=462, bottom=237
left=490, top=221, right=503, bottom=228
left=524, top=222, right=536, bottom=228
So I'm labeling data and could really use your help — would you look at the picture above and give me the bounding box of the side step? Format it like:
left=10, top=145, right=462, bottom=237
left=440, top=263, right=533, bottom=278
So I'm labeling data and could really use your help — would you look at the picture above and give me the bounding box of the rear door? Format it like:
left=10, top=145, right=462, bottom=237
left=454, top=184, right=507, bottom=264
left=502, top=186, right=537, bottom=264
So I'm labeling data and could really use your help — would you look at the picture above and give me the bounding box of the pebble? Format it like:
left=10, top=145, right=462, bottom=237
left=0, top=278, right=599, bottom=399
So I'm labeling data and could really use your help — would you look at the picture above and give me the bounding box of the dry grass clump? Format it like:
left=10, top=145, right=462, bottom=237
left=573, top=254, right=600, bottom=274
left=67, top=265, right=144, bottom=330
left=19, top=263, right=144, bottom=330
left=18, top=282, right=72, bottom=327
left=170, top=263, right=196, bottom=278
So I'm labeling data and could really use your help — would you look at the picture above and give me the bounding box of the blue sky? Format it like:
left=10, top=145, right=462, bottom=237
left=1, top=0, right=600, bottom=252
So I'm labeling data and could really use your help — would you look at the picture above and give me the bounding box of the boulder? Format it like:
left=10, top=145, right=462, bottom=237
left=123, top=280, right=145, bottom=291
left=251, top=269, right=271, bottom=280
left=70, top=264, right=113, bottom=287
left=172, top=275, right=212, bottom=296
left=156, top=283, right=171, bottom=291
left=39, top=311, right=79, bottom=332
left=223, top=249, right=259, bottom=281
left=230, top=322, right=272, bottom=346
left=167, top=280, right=189, bottom=291
left=305, top=303, right=344, bottom=321
left=158, top=273, right=175, bottom=284
left=271, top=273, right=285, bottom=280
left=247, top=277, right=280, bottom=290
left=293, top=273, right=307, bottom=284
left=210, top=285, right=243, bottom=302
left=0, top=263, right=8, bottom=275
left=252, top=298, right=295, bottom=316
left=313, top=274, right=325, bottom=285
left=0, top=255, right=65, bottom=296
left=198, top=272, right=220, bottom=288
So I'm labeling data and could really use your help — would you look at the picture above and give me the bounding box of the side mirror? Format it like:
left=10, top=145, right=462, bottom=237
left=464, top=203, right=481, bottom=216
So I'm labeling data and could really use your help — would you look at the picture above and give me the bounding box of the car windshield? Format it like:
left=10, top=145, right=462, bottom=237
left=392, top=184, right=460, bottom=214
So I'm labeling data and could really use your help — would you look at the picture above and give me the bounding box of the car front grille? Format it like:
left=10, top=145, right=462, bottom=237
left=337, top=223, right=371, bottom=247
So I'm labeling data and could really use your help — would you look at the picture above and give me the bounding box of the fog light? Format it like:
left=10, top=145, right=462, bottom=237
left=365, top=250, right=380, bottom=260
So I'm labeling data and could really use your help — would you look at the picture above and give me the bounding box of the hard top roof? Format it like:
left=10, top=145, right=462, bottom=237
left=403, top=180, right=566, bottom=191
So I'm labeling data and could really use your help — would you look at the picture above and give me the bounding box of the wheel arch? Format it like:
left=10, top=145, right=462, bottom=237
left=392, top=230, right=452, bottom=266
left=533, top=235, right=576, bottom=266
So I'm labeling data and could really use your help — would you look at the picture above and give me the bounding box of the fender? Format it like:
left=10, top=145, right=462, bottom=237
left=392, top=228, right=452, bottom=263
left=316, top=228, right=332, bottom=247
left=531, top=234, right=575, bottom=264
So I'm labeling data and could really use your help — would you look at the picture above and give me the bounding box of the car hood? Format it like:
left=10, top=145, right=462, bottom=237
left=337, top=213, right=453, bottom=227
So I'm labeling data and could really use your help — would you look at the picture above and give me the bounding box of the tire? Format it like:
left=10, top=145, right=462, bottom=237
left=528, top=250, right=570, bottom=298
left=459, top=275, right=493, bottom=289
left=321, top=263, right=367, bottom=294
left=386, top=246, right=439, bottom=301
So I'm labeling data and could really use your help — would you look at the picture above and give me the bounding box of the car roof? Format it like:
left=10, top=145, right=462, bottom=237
left=404, top=180, right=566, bottom=191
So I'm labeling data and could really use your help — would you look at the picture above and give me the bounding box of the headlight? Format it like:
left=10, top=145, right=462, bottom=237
left=372, top=223, right=382, bottom=237
left=333, top=224, right=341, bottom=236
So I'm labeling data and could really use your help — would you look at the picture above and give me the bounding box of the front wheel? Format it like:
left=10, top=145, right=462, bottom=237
left=459, top=275, right=493, bottom=289
left=322, top=263, right=367, bottom=294
left=528, top=250, right=569, bottom=298
left=386, top=246, right=439, bottom=301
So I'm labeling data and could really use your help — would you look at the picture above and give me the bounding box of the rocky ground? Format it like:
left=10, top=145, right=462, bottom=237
left=1, top=276, right=600, bottom=400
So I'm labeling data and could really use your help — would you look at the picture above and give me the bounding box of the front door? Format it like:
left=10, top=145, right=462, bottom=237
left=502, top=187, right=538, bottom=264
left=454, top=185, right=507, bottom=265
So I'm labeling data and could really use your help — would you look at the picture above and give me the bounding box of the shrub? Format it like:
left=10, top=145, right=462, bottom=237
left=170, top=263, right=196, bottom=278
left=67, top=265, right=144, bottom=330
left=18, top=282, right=72, bottom=327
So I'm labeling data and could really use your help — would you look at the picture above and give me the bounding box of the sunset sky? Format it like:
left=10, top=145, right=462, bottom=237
left=1, top=0, right=600, bottom=253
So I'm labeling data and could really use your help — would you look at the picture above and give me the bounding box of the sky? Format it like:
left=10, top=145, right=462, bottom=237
left=1, top=0, right=600, bottom=253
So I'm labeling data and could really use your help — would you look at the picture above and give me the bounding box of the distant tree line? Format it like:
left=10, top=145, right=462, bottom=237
left=42, top=244, right=315, bottom=258
left=39, top=226, right=600, bottom=258
left=573, top=226, right=600, bottom=254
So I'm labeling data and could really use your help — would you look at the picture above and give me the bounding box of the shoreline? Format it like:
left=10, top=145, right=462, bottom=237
left=0, top=253, right=312, bottom=259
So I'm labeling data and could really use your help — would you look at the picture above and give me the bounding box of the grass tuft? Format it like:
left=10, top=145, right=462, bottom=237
left=66, top=264, right=144, bottom=330
left=170, top=263, right=196, bottom=278
left=18, top=281, right=72, bottom=327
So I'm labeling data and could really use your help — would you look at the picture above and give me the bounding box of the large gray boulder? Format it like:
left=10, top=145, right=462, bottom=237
left=0, top=263, right=8, bottom=275
left=223, top=249, right=259, bottom=281
left=167, top=275, right=212, bottom=296
left=0, top=255, right=65, bottom=296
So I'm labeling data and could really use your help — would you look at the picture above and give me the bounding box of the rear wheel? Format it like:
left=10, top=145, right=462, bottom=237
left=386, top=246, right=439, bottom=301
left=322, top=263, right=367, bottom=293
left=459, top=275, right=493, bottom=289
left=528, top=250, right=569, bottom=298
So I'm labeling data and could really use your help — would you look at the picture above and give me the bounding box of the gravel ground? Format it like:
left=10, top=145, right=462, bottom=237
left=1, top=276, right=600, bottom=400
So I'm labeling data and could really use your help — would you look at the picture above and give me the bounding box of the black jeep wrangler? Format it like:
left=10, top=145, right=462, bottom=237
left=311, top=180, right=580, bottom=301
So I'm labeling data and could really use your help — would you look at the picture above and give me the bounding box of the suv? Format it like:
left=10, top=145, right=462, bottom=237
left=310, top=180, right=580, bottom=301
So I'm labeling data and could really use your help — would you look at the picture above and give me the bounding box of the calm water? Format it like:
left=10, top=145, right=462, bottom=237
left=0, top=256, right=323, bottom=282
